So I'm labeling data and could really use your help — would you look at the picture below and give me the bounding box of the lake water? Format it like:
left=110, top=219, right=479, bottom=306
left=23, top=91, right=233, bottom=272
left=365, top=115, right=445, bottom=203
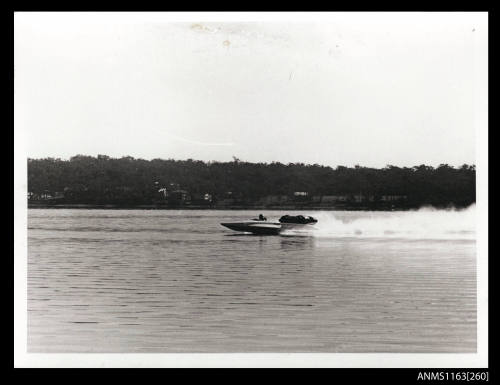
left=27, top=208, right=476, bottom=353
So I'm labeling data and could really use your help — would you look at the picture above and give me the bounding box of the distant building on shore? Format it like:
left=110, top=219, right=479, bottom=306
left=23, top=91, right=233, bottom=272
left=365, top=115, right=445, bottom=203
left=191, top=193, right=213, bottom=205
left=292, top=191, right=309, bottom=202
left=158, top=188, right=168, bottom=198
left=168, top=190, right=191, bottom=205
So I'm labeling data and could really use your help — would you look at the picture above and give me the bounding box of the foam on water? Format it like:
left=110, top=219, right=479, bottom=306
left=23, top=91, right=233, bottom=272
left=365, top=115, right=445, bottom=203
left=281, top=205, right=476, bottom=240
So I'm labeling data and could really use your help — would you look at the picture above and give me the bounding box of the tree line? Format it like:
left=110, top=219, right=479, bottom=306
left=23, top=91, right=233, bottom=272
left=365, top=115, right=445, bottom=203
left=27, top=155, right=475, bottom=208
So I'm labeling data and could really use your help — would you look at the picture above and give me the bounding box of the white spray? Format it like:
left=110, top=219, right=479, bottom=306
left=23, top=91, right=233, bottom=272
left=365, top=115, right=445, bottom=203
left=281, top=205, right=476, bottom=240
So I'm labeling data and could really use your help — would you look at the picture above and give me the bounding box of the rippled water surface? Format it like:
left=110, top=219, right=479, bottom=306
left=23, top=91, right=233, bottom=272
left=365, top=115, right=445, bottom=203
left=27, top=208, right=476, bottom=352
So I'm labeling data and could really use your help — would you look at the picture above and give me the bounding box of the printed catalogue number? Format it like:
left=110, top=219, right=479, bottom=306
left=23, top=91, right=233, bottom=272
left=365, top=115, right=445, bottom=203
left=417, top=372, right=489, bottom=381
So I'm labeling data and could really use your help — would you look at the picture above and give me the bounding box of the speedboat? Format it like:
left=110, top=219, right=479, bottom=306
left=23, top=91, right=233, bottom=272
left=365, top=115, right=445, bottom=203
left=221, top=215, right=318, bottom=235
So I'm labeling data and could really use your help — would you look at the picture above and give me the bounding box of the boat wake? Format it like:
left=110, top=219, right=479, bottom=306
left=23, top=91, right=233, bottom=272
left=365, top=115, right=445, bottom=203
left=280, top=205, right=476, bottom=240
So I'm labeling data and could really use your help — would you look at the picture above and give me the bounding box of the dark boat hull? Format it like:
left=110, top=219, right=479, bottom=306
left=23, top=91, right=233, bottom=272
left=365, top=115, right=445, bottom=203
left=220, top=220, right=318, bottom=235
left=220, top=221, right=282, bottom=235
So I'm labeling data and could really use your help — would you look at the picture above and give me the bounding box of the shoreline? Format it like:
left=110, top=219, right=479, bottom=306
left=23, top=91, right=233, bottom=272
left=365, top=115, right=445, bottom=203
left=27, top=202, right=461, bottom=211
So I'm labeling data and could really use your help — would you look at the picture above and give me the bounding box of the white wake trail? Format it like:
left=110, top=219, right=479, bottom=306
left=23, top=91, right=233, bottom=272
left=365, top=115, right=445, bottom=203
left=281, top=205, right=476, bottom=240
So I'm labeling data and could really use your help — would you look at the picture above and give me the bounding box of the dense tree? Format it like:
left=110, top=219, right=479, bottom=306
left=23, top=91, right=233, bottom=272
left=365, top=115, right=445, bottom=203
left=27, top=156, right=475, bottom=208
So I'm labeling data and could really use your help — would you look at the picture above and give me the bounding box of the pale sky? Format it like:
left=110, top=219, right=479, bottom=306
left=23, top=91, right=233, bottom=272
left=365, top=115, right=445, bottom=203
left=14, top=12, right=487, bottom=168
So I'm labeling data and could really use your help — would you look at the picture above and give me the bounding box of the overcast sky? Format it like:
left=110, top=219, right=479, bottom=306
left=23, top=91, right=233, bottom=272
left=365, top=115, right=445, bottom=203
left=15, top=12, right=487, bottom=168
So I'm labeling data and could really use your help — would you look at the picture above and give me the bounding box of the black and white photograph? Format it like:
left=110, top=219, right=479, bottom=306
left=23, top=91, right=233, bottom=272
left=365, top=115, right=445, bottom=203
left=14, top=12, right=488, bottom=369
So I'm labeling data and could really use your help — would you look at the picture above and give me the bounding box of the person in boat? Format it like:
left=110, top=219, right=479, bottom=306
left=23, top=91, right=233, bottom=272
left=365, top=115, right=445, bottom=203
left=258, top=214, right=267, bottom=221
